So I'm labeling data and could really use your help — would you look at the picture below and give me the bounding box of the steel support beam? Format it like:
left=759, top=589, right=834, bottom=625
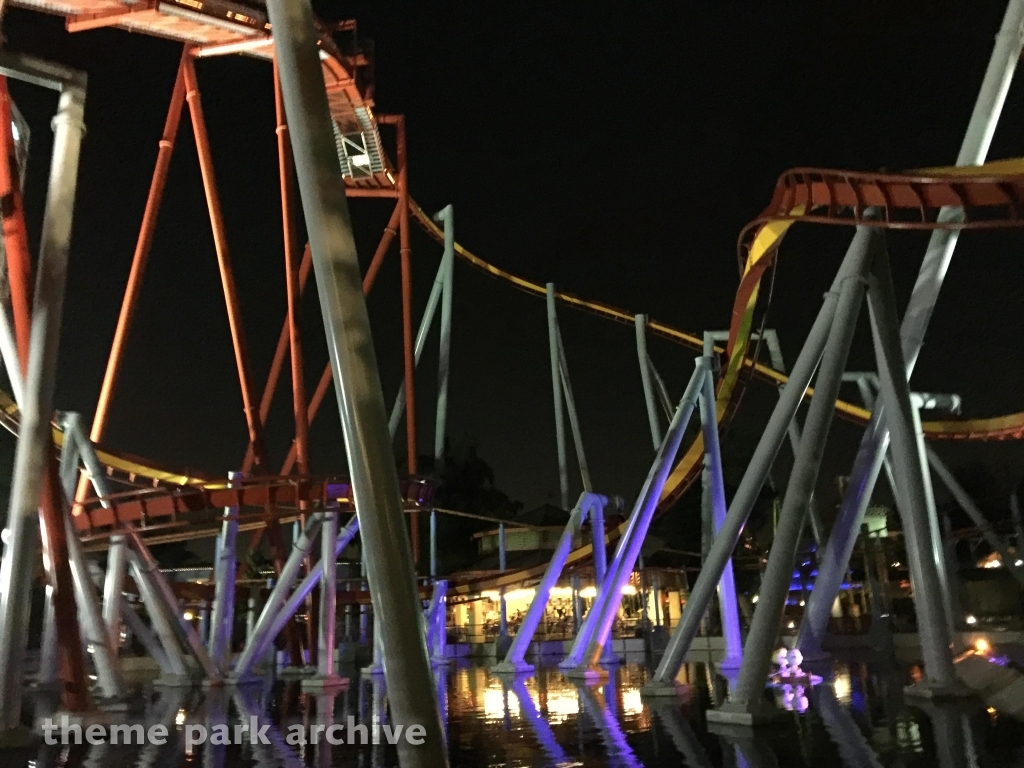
left=635, top=315, right=662, bottom=449
left=706, top=230, right=871, bottom=723
left=563, top=360, right=707, bottom=678
left=301, top=511, right=345, bottom=690
left=208, top=473, right=241, bottom=667
left=434, top=205, right=454, bottom=470
left=643, top=241, right=861, bottom=695
left=798, top=0, right=1024, bottom=655
left=865, top=248, right=962, bottom=695
left=0, top=66, right=87, bottom=731
left=491, top=492, right=602, bottom=674
left=547, top=283, right=570, bottom=509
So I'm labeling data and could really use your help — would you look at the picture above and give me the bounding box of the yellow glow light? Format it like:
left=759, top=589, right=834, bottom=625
left=975, top=638, right=990, bottom=654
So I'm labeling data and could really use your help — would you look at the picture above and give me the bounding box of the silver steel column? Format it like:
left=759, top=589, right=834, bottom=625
left=302, top=510, right=344, bottom=690
left=58, top=415, right=124, bottom=695
left=498, top=522, right=508, bottom=638
left=798, top=0, right=1024, bottom=655
left=564, top=361, right=706, bottom=677
left=911, top=397, right=956, bottom=640
left=698, top=367, right=743, bottom=672
left=644, top=245, right=857, bottom=694
left=635, top=315, right=662, bottom=449
left=433, top=204, right=454, bottom=468
left=208, top=472, right=240, bottom=667
left=37, top=586, right=58, bottom=686
left=865, top=248, right=961, bottom=694
left=127, top=529, right=222, bottom=682
left=708, top=235, right=871, bottom=723
left=388, top=249, right=447, bottom=438
left=430, top=508, right=438, bottom=579
left=547, top=283, right=570, bottom=509
left=558, top=336, right=592, bottom=492
left=928, top=448, right=1024, bottom=585
left=230, top=512, right=325, bottom=678
left=120, top=597, right=171, bottom=673
left=102, top=536, right=128, bottom=654
left=267, top=5, right=446, bottom=748
left=0, top=69, right=86, bottom=731
left=492, top=493, right=594, bottom=673
left=128, top=551, right=189, bottom=681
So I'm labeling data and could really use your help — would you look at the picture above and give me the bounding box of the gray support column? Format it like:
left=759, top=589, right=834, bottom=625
left=546, top=283, right=570, bottom=509
left=635, top=315, right=662, bottom=449
left=388, top=249, right=447, bottom=438
left=230, top=512, right=325, bottom=678
left=0, top=70, right=86, bottom=732
left=498, top=523, right=508, bottom=638
left=429, top=579, right=450, bottom=665
left=865, top=248, right=962, bottom=695
left=208, top=472, right=241, bottom=667
left=651, top=572, right=662, bottom=628
left=128, top=552, right=189, bottom=681
left=644, top=243, right=860, bottom=694
left=558, top=337, right=592, bottom=492
left=236, top=515, right=359, bottom=681
left=698, top=368, right=743, bottom=672
left=928, top=448, right=1024, bottom=585
left=62, top=507, right=123, bottom=698
left=127, top=530, right=222, bottom=683
left=433, top=205, right=454, bottom=468
left=707, top=236, right=870, bottom=723
left=0, top=299, right=22, bottom=407
left=798, top=0, right=1024, bottom=656
left=55, top=414, right=122, bottom=697
left=911, top=397, right=957, bottom=640
left=37, top=586, right=58, bottom=686
left=102, top=537, right=128, bottom=654
left=302, top=510, right=344, bottom=690
left=430, top=508, right=438, bottom=580
left=266, top=25, right=451, bottom=742
left=563, top=361, right=706, bottom=678
left=492, top=493, right=595, bottom=673
left=591, top=497, right=608, bottom=591
left=120, top=597, right=171, bottom=673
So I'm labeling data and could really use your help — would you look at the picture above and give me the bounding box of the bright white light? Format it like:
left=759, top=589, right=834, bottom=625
left=549, top=586, right=573, bottom=598
left=11, top=122, right=18, bottom=141
left=351, top=154, right=370, bottom=167
left=620, top=687, right=643, bottom=716
left=833, top=672, right=851, bottom=701
left=0, top=528, right=9, bottom=546
left=975, top=638, right=990, bottom=654
left=984, top=560, right=1002, bottom=569
left=183, top=611, right=195, bottom=621
left=965, top=614, right=978, bottom=625
left=621, top=585, right=637, bottom=596
left=752, top=595, right=759, bottom=603
left=799, top=600, right=806, bottom=607
left=579, top=586, right=597, bottom=599
left=175, top=709, right=186, bottom=727
left=482, top=686, right=518, bottom=720
left=787, top=621, right=795, bottom=629
left=1015, top=560, right=1023, bottom=567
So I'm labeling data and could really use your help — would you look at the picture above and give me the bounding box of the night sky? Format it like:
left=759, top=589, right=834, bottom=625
left=3, top=1, right=1024, bottom=518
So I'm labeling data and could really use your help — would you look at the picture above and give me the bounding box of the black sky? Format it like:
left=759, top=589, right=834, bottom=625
left=3, top=1, right=1024, bottom=516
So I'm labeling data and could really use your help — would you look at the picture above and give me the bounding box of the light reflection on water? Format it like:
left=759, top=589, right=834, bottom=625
left=5, top=658, right=1024, bottom=767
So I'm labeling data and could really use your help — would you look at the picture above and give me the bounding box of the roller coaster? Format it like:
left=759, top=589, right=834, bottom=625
left=1, top=0, right=1024, bottom=760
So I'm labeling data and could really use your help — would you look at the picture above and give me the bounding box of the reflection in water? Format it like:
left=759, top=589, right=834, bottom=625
left=11, top=658, right=1024, bottom=767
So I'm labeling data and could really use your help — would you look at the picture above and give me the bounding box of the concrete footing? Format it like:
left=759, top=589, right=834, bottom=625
left=300, top=675, right=349, bottom=692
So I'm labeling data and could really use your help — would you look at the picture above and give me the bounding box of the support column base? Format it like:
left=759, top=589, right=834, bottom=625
left=225, top=673, right=264, bottom=687
left=155, top=673, right=203, bottom=688
left=640, top=680, right=683, bottom=699
left=200, top=677, right=226, bottom=689
left=717, top=658, right=744, bottom=675
left=360, top=665, right=385, bottom=679
left=904, top=679, right=973, bottom=700
left=300, top=674, right=349, bottom=692
left=705, top=701, right=788, bottom=727
left=278, top=665, right=316, bottom=680
left=431, top=655, right=454, bottom=667
left=490, top=660, right=534, bottom=675
left=563, top=664, right=609, bottom=683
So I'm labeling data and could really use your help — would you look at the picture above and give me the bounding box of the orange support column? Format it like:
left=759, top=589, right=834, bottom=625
left=183, top=52, right=300, bottom=661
